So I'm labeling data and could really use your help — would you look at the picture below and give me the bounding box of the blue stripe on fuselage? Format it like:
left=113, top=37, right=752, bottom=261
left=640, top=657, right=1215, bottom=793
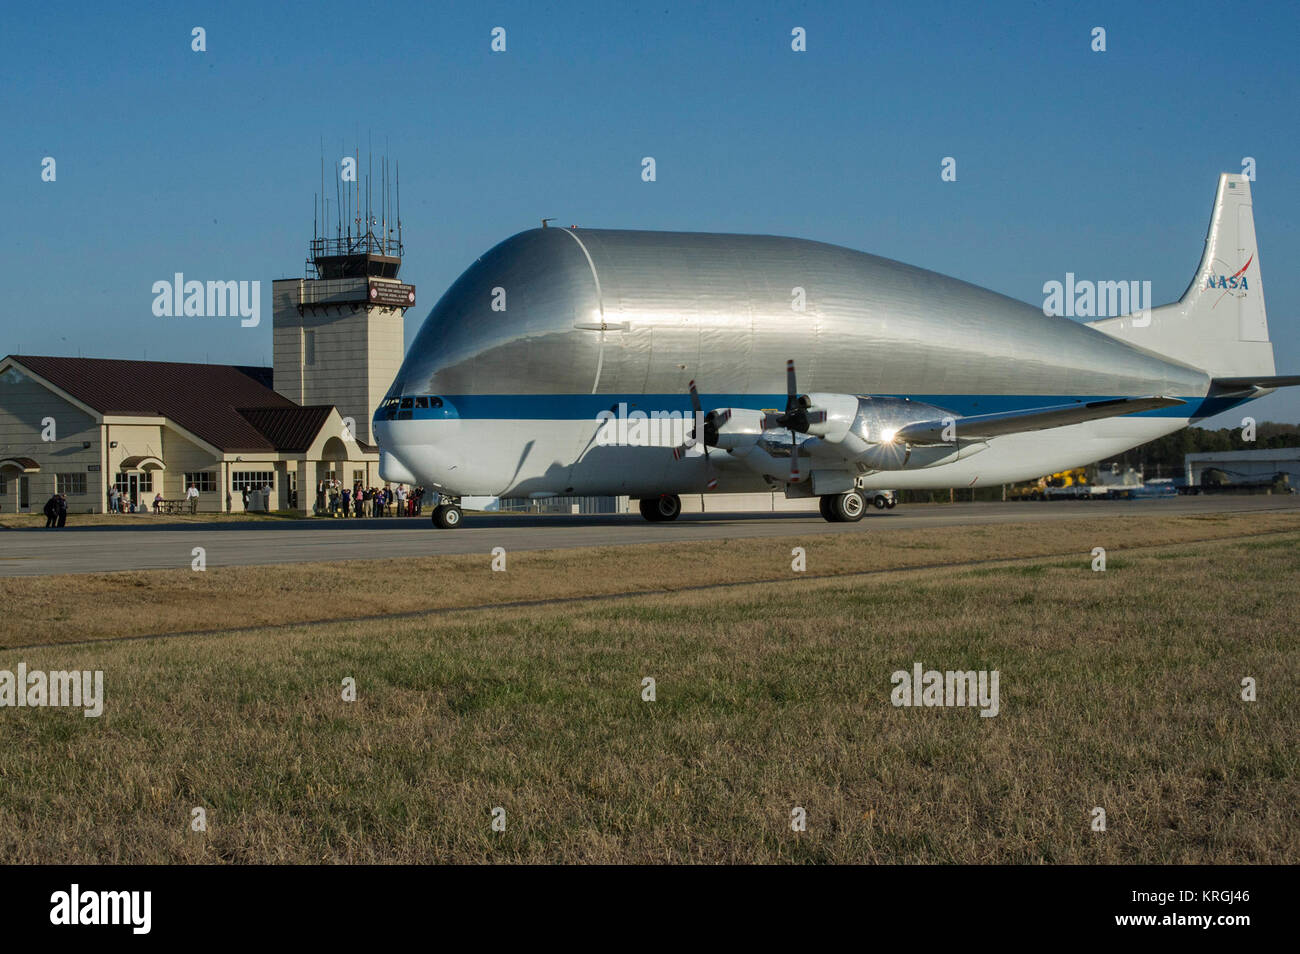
left=382, top=393, right=1246, bottom=422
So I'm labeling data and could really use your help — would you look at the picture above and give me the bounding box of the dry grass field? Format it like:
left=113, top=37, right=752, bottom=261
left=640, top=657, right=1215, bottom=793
left=3, top=510, right=1298, bottom=649
left=0, top=512, right=1295, bottom=863
left=0, top=510, right=296, bottom=529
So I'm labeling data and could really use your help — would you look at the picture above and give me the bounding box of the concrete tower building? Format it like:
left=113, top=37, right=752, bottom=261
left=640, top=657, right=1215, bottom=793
left=272, top=162, right=415, bottom=445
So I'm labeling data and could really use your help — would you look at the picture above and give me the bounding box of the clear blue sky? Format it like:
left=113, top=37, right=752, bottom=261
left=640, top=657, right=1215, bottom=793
left=4, top=0, right=1298, bottom=425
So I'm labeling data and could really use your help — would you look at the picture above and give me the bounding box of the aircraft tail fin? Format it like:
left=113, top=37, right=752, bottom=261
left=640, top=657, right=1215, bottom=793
left=1089, top=173, right=1275, bottom=379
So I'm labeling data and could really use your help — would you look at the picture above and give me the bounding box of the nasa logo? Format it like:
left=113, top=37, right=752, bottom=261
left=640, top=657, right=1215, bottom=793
left=1205, top=254, right=1252, bottom=291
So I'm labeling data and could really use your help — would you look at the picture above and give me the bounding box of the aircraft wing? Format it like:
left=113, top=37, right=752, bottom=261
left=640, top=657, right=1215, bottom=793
left=893, top=396, right=1186, bottom=445
left=1209, top=375, right=1300, bottom=395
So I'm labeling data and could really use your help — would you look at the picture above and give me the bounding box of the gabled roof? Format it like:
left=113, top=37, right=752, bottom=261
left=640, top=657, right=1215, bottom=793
left=6, top=355, right=336, bottom=454
left=237, top=406, right=336, bottom=454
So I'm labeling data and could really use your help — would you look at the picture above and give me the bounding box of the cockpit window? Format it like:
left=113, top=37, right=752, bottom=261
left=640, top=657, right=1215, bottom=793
left=399, top=398, right=413, bottom=409
left=414, top=397, right=429, bottom=408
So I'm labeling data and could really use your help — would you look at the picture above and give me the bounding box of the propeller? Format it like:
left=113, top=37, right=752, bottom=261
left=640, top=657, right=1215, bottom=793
left=764, top=359, right=825, bottom=482
left=672, top=380, right=717, bottom=461
left=671, top=362, right=825, bottom=485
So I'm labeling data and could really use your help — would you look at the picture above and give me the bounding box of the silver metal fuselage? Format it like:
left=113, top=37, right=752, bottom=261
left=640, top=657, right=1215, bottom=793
left=374, top=228, right=1235, bottom=497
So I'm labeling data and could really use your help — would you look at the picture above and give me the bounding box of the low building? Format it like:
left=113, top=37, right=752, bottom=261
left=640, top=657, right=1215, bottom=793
left=1185, top=448, right=1300, bottom=489
left=1, top=194, right=418, bottom=516
left=0, top=355, right=379, bottom=514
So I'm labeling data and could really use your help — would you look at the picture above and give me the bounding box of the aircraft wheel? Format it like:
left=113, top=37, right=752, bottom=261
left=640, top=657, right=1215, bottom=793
left=818, top=496, right=839, bottom=521
left=873, top=494, right=888, bottom=509
left=431, top=504, right=462, bottom=529
left=833, top=490, right=866, bottom=522
left=639, top=494, right=681, bottom=522
left=885, top=498, right=897, bottom=509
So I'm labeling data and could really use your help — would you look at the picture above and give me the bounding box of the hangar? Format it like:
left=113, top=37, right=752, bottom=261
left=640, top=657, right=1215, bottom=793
left=1185, top=448, right=1300, bottom=490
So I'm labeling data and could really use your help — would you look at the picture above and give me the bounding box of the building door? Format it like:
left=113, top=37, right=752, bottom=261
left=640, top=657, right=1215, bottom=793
left=19, top=476, right=29, bottom=510
left=128, top=473, right=139, bottom=507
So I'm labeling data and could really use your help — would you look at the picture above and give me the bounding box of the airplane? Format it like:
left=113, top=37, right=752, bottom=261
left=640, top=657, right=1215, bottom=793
left=374, top=173, right=1298, bottom=528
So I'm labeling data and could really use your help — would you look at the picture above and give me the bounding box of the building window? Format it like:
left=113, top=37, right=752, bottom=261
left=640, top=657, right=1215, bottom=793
left=114, top=472, right=152, bottom=494
left=0, top=476, right=6, bottom=495
left=183, top=472, right=217, bottom=493
left=305, top=330, right=316, bottom=366
left=57, top=473, right=87, bottom=495
left=352, top=470, right=365, bottom=485
left=231, top=471, right=275, bottom=492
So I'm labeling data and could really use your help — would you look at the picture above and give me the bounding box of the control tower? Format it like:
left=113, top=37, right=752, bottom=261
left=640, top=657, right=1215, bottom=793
left=272, top=156, right=415, bottom=446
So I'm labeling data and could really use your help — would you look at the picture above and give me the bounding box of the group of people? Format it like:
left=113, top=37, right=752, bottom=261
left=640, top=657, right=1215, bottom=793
left=315, top=479, right=426, bottom=518
left=106, top=485, right=141, bottom=513
left=42, top=492, right=68, bottom=527
left=104, top=484, right=198, bottom=514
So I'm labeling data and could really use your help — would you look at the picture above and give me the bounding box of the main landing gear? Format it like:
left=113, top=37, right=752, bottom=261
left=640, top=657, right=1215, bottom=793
left=639, top=494, right=682, bottom=522
left=819, top=490, right=866, bottom=522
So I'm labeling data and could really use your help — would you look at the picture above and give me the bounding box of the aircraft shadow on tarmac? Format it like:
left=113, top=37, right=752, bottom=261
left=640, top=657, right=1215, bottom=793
left=8, top=511, right=838, bottom=532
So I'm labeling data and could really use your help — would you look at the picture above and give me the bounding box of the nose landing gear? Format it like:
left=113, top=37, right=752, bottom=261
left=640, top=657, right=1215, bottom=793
left=430, top=495, right=463, bottom=529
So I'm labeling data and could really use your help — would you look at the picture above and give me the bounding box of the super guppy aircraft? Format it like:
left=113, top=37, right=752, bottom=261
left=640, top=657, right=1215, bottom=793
left=375, top=173, right=1298, bottom=528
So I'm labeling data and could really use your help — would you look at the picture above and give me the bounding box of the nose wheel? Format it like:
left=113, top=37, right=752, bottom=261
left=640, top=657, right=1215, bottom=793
left=639, top=494, right=682, bottom=522
left=431, top=501, right=463, bottom=528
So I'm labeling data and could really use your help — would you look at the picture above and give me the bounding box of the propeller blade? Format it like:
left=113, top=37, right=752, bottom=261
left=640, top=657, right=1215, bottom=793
left=680, top=379, right=710, bottom=462
left=786, top=359, right=797, bottom=407
left=789, top=430, right=800, bottom=482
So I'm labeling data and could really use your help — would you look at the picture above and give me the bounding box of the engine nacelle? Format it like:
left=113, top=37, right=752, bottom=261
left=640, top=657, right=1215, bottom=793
left=708, top=407, right=766, bottom=450
left=820, top=395, right=987, bottom=471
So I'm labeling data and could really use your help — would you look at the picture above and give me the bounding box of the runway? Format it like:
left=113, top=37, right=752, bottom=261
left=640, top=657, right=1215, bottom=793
left=0, top=496, right=1296, bottom=577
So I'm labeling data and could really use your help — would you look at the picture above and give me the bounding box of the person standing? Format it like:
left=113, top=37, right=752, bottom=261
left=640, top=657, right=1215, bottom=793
left=186, top=482, right=200, bottom=515
left=43, top=493, right=59, bottom=528
left=56, top=492, right=68, bottom=527
left=108, top=484, right=119, bottom=514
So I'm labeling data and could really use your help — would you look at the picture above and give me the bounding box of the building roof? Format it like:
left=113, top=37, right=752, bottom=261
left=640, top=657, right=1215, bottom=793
left=1186, top=449, right=1300, bottom=462
left=236, top=406, right=336, bottom=454
left=7, top=355, right=337, bottom=454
